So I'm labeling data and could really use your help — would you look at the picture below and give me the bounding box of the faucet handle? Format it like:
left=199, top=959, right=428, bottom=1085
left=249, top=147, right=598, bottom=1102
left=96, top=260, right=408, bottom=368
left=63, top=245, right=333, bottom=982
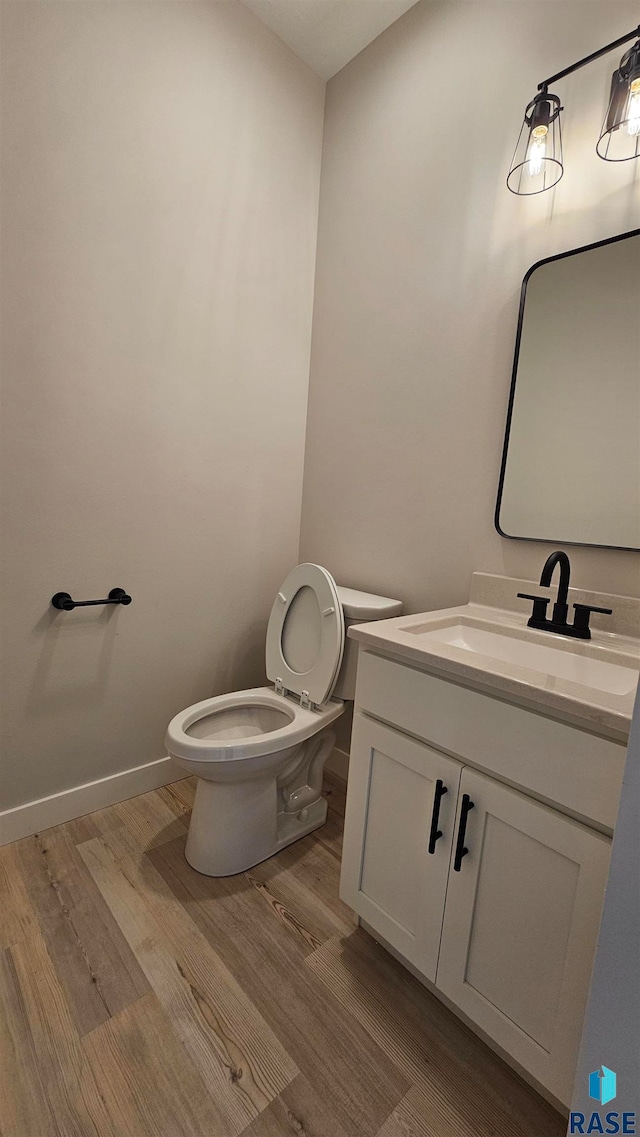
left=572, top=602, right=613, bottom=636
left=517, top=593, right=550, bottom=626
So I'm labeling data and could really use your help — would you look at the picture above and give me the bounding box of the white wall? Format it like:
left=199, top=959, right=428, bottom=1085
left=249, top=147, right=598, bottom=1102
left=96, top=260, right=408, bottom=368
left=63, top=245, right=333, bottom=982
left=0, top=1, right=324, bottom=810
left=300, top=0, right=640, bottom=616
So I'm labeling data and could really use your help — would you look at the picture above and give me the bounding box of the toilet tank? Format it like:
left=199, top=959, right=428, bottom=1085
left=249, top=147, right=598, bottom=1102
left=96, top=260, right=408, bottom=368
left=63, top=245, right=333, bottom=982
left=333, top=586, right=403, bottom=701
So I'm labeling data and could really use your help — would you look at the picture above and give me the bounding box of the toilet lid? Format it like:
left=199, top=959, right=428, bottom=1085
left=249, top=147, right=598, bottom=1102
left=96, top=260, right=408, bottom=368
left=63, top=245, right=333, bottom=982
left=265, top=564, right=345, bottom=707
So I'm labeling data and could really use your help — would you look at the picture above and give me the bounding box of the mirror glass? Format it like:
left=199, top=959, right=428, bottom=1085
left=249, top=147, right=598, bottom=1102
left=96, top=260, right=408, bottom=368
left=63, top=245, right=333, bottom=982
left=496, top=230, right=640, bottom=551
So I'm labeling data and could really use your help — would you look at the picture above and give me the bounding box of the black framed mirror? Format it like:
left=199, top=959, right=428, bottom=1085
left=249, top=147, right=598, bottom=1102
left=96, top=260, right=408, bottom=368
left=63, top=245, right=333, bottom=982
left=495, top=228, right=640, bottom=552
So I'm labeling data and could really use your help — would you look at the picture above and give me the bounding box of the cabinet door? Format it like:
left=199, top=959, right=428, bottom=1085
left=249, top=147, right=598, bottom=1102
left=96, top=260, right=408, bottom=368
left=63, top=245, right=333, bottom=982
left=437, top=768, right=611, bottom=1105
left=340, top=712, right=462, bottom=980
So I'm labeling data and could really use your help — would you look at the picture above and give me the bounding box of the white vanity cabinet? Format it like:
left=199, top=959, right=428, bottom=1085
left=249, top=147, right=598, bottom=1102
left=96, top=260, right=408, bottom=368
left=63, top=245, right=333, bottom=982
left=340, top=714, right=462, bottom=979
left=437, top=767, right=610, bottom=1103
left=340, top=649, right=621, bottom=1107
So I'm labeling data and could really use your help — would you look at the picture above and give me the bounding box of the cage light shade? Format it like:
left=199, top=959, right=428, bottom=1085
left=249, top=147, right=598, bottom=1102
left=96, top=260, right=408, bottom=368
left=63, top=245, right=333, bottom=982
left=597, top=42, right=640, bottom=161
left=507, top=91, right=563, bottom=195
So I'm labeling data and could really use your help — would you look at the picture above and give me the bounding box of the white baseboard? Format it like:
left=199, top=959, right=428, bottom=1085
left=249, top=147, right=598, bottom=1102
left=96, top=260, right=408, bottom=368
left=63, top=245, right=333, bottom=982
left=325, top=745, right=350, bottom=783
left=2, top=743, right=349, bottom=848
left=0, top=755, right=184, bottom=846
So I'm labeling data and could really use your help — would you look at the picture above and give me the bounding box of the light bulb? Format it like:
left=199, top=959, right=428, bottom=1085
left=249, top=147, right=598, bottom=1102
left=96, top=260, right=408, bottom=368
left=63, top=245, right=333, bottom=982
left=626, top=77, right=640, bottom=136
left=526, top=124, right=548, bottom=176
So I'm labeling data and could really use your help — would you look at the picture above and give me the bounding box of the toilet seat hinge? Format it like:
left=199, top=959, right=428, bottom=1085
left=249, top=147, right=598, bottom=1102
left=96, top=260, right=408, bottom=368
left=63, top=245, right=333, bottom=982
left=300, top=690, right=315, bottom=710
left=275, top=677, right=285, bottom=696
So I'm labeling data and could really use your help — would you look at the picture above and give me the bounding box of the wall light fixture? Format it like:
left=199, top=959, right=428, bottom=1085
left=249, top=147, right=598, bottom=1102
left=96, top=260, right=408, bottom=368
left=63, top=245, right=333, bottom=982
left=597, top=39, right=640, bottom=161
left=508, top=24, right=640, bottom=195
left=507, top=89, right=563, bottom=195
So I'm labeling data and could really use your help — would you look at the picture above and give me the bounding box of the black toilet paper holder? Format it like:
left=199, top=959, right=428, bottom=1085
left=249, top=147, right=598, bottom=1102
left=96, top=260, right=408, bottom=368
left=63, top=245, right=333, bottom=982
left=51, top=587, right=132, bottom=611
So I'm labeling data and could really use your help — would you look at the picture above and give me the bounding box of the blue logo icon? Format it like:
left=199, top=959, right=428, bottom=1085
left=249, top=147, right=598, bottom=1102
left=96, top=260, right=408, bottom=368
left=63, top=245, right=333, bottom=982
left=570, top=1066, right=635, bottom=1133
left=589, top=1066, right=617, bottom=1106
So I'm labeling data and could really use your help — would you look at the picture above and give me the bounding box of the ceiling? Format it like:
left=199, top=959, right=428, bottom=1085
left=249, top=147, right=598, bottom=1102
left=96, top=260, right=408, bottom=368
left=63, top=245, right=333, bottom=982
left=239, top=0, right=421, bottom=80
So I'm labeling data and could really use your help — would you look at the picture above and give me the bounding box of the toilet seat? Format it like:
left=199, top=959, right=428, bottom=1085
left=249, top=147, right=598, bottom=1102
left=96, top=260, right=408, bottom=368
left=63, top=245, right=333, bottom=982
left=166, top=687, right=343, bottom=765
left=166, top=566, right=346, bottom=771
left=265, top=563, right=345, bottom=707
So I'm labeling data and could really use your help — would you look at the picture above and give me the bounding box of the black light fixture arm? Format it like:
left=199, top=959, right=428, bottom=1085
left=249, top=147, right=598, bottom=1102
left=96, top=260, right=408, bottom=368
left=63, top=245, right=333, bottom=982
left=537, top=24, right=640, bottom=91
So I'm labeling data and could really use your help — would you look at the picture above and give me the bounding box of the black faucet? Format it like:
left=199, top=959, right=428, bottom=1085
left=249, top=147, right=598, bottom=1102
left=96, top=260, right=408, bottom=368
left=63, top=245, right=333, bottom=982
left=517, top=551, right=612, bottom=640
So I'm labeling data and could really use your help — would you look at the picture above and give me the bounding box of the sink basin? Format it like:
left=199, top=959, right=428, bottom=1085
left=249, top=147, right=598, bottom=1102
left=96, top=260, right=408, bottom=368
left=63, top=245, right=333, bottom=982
left=403, top=621, right=639, bottom=696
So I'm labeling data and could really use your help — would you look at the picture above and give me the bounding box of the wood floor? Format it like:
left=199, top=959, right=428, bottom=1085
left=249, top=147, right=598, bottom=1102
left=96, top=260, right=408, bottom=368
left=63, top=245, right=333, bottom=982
left=1, top=774, right=566, bottom=1137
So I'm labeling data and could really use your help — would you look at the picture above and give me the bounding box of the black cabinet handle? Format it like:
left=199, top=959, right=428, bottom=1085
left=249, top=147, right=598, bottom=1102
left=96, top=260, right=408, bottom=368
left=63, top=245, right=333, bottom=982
left=453, top=793, right=475, bottom=872
left=428, top=779, right=448, bottom=854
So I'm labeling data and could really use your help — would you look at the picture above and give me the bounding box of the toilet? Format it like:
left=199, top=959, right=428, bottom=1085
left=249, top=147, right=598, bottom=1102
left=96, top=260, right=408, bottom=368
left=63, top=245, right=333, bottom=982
left=165, top=563, right=402, bottom=876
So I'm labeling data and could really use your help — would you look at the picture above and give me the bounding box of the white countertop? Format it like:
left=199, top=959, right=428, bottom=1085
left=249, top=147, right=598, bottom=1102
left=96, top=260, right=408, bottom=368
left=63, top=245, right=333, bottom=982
left=348, top=575, right=640, bottom=742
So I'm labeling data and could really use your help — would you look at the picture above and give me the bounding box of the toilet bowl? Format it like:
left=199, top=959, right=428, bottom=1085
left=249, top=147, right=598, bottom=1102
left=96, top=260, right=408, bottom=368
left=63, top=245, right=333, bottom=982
left=165, top=564, right=402, bottom=876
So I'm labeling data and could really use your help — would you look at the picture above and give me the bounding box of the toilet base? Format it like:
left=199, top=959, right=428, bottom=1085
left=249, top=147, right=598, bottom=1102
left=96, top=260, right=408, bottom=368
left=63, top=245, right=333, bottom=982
left=184, top=776, right=329, bottom=877
left=273, top=794, right=328, bottom=857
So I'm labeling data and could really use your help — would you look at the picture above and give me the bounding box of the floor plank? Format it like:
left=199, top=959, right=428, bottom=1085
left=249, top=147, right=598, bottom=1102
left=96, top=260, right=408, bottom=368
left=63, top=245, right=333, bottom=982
left=59, top=813, right=103, bottom=845
left=246, top=832, right=355, bottom=954
left=0, top=842, right=38, bottom=949
left=83, top=992, right=237, bottom=1137
left=1, top=931, right=118, bottom=1137
left=157, top=777, right=196, bottom=818
left=79, top=827, right=298, bottom=1135
left=307, top=930, right=565, bottom=1137
left=90, top=787, right=188, bottom=851
left=1, top=942, right=58, bottom=1137
left=242, top=1072, right=352, bottom=1137
left=150, top=836, right=409, bottom=1137
left=375, top=1085, right=450, bottom=1137
left=311, top=805, right=343, bottom=860
left=16, top=826, right=149, bottom=1035
left=374, top=1075, right=558, bottom=1137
